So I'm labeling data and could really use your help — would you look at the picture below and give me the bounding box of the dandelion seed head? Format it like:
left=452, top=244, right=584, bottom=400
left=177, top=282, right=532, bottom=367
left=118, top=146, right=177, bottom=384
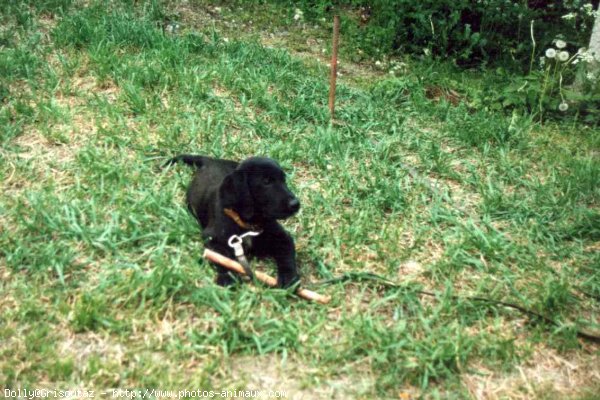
left=558, top=102, right=569, bottom=112
left=558, top=51, right=569, bottom=61
left=545, top=48, right=556, bottom=58
left=555, top=39, right=566, bottom=49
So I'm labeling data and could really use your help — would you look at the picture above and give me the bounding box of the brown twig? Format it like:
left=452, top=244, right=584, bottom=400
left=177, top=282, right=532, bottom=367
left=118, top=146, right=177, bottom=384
left=328, top=15, right=340, bottom=120
left=317, top=272, right=600, bottom=343
left=203, top=248, right=331, bottom=304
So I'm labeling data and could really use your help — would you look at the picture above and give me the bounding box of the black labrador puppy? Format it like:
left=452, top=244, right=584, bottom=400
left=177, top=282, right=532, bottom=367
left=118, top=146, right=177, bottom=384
left=167, top=154, right=300, bottom=288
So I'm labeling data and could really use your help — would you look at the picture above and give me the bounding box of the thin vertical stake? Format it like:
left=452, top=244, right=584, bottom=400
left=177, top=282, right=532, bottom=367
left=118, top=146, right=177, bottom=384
left=329, top=15, right=340, bottom=120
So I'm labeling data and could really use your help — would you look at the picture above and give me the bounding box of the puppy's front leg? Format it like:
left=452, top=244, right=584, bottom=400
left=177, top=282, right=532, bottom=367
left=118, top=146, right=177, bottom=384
left=254, top=225, right=300, bottom=288
left=206, top=240, right=240, bottom=286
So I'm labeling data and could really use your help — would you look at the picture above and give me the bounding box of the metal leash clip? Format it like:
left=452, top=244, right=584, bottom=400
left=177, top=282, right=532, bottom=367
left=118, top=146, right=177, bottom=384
left=227, top=231, right=261, bottom=257
left=227, top=231, right=261, bottom=280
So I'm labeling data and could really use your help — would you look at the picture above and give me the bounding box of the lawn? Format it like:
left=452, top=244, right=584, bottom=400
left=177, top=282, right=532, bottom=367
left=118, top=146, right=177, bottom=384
left=1, top=1, right=599, bottom=399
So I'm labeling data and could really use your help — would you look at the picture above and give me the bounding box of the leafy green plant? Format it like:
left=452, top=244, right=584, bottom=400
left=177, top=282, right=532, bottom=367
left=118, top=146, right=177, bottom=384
left=287, top=0, right=594, bottom=68
left=470, top=39, right=600, bottom=124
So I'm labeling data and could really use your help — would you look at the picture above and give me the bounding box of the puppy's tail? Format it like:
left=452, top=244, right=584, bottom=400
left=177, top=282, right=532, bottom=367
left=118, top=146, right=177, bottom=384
left=164, top=154, right=207, bottom=169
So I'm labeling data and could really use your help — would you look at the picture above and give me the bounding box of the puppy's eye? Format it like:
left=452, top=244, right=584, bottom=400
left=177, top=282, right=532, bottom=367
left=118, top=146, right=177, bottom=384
left=262, top=177, right=273, bottom=185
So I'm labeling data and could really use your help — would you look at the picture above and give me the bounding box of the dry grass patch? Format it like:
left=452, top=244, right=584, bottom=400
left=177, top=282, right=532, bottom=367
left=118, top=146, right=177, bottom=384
left=4, top=129, right=79, bottom=193
left=229, top=354, right=374, bottom=399
left=463, top=345, right=600, bottom=400
left=59, top=331, right=126, bottom=367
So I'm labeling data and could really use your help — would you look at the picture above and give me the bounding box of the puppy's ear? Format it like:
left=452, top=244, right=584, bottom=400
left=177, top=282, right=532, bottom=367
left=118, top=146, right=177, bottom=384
left=219, top=170, right=254, bottom=221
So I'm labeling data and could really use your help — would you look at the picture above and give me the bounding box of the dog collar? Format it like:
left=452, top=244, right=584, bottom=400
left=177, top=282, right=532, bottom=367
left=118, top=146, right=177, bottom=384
left=223, top=208, right=262, bottom=232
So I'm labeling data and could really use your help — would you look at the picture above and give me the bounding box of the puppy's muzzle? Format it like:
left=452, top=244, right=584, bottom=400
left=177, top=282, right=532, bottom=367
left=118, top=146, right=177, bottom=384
left=288, top=198, right=300, bottom=214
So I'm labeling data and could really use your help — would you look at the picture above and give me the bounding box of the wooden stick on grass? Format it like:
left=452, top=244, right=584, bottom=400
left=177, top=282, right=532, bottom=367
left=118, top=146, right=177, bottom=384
left=328, top=15, right=340, bottom=120
left=203, top=248, right=331, bottom=304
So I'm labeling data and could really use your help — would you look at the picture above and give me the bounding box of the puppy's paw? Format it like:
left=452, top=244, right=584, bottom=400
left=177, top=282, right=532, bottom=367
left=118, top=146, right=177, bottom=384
left=216, top=273, right=238, bottom=287
left=277, top=273, right=300, bottom=289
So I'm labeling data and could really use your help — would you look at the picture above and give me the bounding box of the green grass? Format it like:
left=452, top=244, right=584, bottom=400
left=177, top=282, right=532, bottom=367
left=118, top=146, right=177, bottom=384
left=1, top=1, right=599, bottom=398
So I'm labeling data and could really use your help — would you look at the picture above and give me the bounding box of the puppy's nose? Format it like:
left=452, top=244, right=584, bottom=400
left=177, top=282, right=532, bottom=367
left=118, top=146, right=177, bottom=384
left=288, top=198, right=300, bottom=213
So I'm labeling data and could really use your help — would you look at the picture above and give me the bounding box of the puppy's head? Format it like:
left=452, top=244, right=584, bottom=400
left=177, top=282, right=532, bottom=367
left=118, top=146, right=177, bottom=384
left=219, top=157, right=300, bottom=222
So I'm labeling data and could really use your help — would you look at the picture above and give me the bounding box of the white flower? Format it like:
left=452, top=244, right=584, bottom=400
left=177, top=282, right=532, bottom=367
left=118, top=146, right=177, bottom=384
left=558, top=102, right=569, bottom=112
left=555, top=39, right=566, bottom=49
left=293, top=8, right=304, bottom=21
left=545, top=48, right=556, bottom=58
left=587, top=72, right=597, bottom=81
left=539, top=56, right=546, bottom=67
left=558, top=51, right=569, bottom=61
left=576, top=47, right=596, bottom=63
